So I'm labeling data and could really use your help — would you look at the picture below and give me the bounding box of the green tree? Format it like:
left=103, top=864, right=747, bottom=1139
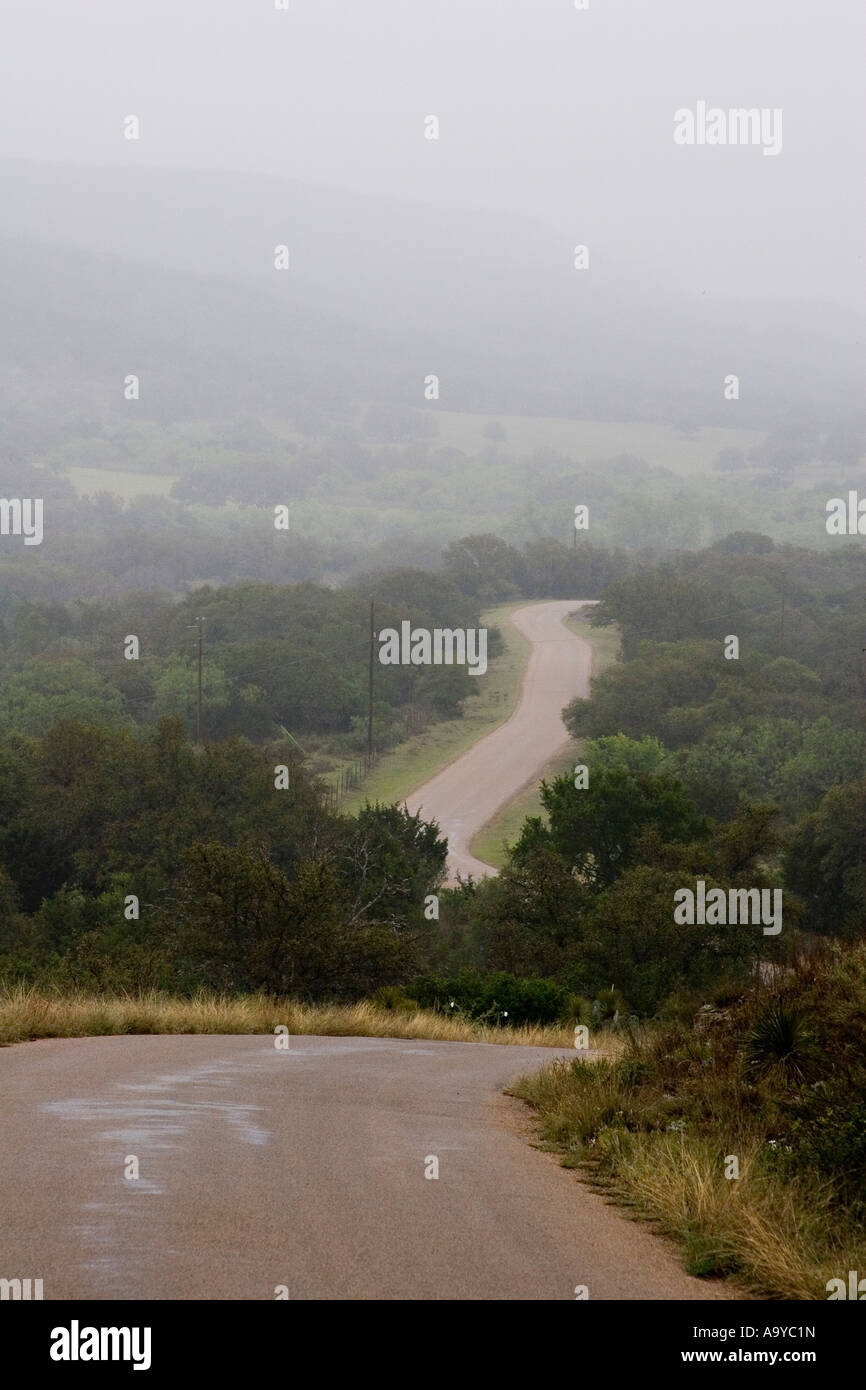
left=582, top=866, right=760, bottom=1015
left=0, top=658, right=129, bottom=737
left=523, top=767, right=707, bottom=890
left=786, top=779, right=866, bottom=937
left=440, top=534, right=527, bottom=601
left=151, top=654, right=231, bottom=733
left=583, top=733, right=670, bottom=778
left=339, top=803, right=448, bottom=939
left=473, top=842, right=585, bottom=978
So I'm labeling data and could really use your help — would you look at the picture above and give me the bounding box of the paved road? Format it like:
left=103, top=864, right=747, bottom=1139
left=406, top=600, right=593, bottom=882
left=0, top=1034, right=735, bottom=1301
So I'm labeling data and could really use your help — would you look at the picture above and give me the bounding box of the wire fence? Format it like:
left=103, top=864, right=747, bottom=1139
left=322, top=697, right=433, bottom=812
left=323, top=750, right=378, bottom=814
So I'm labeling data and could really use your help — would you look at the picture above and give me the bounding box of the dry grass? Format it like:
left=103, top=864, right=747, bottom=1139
left=592, top=1128, right=853, bottom=1300
left=0, top=985, right=574, bottom=1050
left=512, top=948, right=866, bottom=1297
left=513, top=1045, right=864, bottom=1299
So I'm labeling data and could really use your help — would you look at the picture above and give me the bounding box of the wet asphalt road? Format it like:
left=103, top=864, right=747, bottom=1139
left=0, top=1033, right=736, bottom=1301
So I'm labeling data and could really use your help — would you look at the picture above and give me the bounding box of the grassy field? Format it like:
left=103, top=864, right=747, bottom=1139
left=0, top=986, right=573, bottom=1050
left=470, top=618, right=621, bottom=868
left=63, top=414, right=766, bottom=507
left=67, top=466, right=177, bottom=499
left=336, top=600, right=536, bottom=814
left=430, top=411, right=765, bottom=480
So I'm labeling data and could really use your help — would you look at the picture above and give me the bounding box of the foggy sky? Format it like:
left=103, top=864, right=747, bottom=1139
left=0, top=0, right=863, bottom=310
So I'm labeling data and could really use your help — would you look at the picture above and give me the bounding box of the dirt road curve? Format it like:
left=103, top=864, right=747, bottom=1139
left=0, top=1034, right=734, bottom=1300
left=406, top=600, right=593, bottom=882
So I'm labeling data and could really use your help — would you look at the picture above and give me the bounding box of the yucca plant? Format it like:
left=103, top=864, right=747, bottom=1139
left=743, top=1002, right=815, bottom=1084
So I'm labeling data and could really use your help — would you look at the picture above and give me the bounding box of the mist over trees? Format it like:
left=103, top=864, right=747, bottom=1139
left=0, top=8, right=863, bottom=1027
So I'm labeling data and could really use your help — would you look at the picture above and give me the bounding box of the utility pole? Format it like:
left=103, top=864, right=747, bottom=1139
left=368, top=598, right=375, bottom=760
left=187, top=616, right=205, bottom=744
left=779, top=578, right=785, bottom=652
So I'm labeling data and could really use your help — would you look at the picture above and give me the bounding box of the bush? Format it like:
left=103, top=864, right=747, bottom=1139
left=589, top=986, right=631, bottom=1024
left=773, top=1085, right=866, bottom=1213
left=743, top=1002, right=816, bottom=1083
left=371, top=985, right=418, bottom=1013
left=409, top=971, right=576, bottom=1025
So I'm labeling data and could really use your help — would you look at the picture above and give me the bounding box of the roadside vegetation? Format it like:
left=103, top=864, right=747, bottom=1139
left=0, top=986, right=573, bottom=1050
left=2, top=534, right=864, bottom=1025
left=337, top=599, right=533, bottom=814
left=512, top=940, right=866, bottom=1299
left=1, top=531, right=864, bottom=1305
left=4, top=158, right=865, bottom=1303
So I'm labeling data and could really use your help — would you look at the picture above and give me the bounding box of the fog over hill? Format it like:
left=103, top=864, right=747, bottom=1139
left=0, top=158, right=863, bottom=430
left=1, top=4, right=866, bottom=1318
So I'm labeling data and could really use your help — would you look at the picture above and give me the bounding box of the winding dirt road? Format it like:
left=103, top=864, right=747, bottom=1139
left=0, top=1034, right=733, bottom=1300
left=0, top=602, right=740, bottom=1304
left=406, top=600, right=593, bottom=882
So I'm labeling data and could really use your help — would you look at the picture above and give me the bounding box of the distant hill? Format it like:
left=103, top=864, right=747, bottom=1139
left=0, top=234, right=371, bottom=425
left=0, top=159, right=863, bottom=428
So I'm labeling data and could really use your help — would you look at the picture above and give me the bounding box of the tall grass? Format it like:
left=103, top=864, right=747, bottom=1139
left=511, top=944, right=866, bottom=1299
left=512, top=1057, right=854, bottom=1298
left=0, top=985, right=574, bottom=1049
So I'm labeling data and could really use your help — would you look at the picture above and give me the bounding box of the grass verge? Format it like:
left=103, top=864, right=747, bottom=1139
left=337, top=600, right=535, bottom=814
left=0, top=985, right=574, bottom=1050
left=510, top=944, right=866, bottom=1299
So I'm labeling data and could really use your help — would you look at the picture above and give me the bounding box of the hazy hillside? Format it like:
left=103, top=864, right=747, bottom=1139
left=0, top=234, right=371, bottom=427
left=1, top=159, right=863, bottom=427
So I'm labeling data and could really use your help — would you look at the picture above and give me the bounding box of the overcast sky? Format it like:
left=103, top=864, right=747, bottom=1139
left=0, top=0, right=863, bottom=309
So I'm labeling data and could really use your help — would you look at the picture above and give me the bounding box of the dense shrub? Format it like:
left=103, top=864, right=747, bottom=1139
left=409, top=971, right=578, bottom=1025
